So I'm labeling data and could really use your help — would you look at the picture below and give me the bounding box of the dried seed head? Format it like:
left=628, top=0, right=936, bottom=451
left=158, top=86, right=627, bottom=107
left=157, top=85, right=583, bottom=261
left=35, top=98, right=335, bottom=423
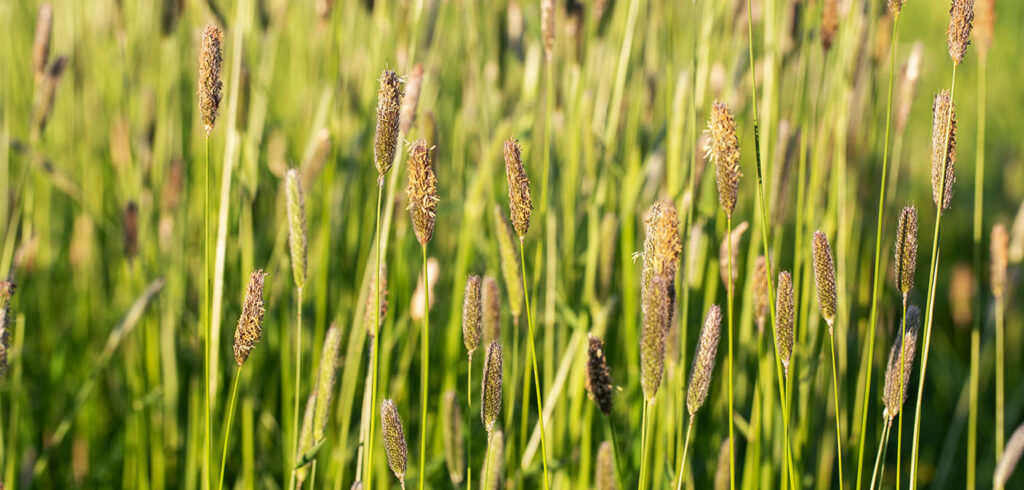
left=494, top=207, right=524, bottom=318
left=285, top=169, right=308, bottom=290
left=32, top=3, right=54, bottom=80
left=233, top=270, right=267, bottom=366
left=595, top=441, right=617, bottom=490
left=753, top=256, right=770, bottom=334
left=812, top=231, right=838, bottom=330
left=931, top=90, right=957, bottom=212
left=481, top=429, right=504, bottom=490
left=366, top=263, right=388, bottom=338
left=313, top=325, right=342, bottom=442
left=994, top=421, right=1024, bottom=488
left=882, top=306, right=920, bottom=420
left=641, top=200, right=682, bottom=302
left=503, top=138, right=532, bottom=239
left=687, top=305, right=722, bottom=415
left=949, top=263, right=975, bottom=327
left=375, top=70, right=404, bottom=182
left=481, top=276, right=501, bottom=346
left=776, top=271, right=795, bottom=376
left=888, top=0, right=904, bottom=14
left=718, top=221, right=748, bottom=293
left=0, top=282, right=14, bottom=378
left=894, top=206, right=919, bottom=296
left=992, top=223, right=1009, bottom=298
left=462, top=275, right=483, bottom=357
left=641, top=274, right=673, bottom=402
left=198, top=25, right=224, bottom=134
left=541, top=0, right=556, bottom=61
left=400, top=64, right=423, bottom=134
left=974, top=0, right=994, bottom=59
left=714, top=437, right=731, bottom=490
left=947, top=0, right=975, bottom=66
left=896, top=43, right=924, bottom=135
left=585, top=334, right=615, bottom=416
left=706, top=101, right=742, bottom=217
left=123, top=201, right=139, bottom=260
left=295, top=393, right=317, bottom=485
left=822, top=0, right=839, bottom=51
left=480, top=340, right=503, bottom=433
left=380, top=399, right=408, bottom=487
left=405, top=140, right=439, bottom=245
left=442, top=390, right=465, bottom=485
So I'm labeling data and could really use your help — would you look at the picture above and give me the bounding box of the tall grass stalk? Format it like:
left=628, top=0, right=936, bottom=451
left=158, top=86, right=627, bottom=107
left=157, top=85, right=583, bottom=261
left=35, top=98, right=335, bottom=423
left=289, top=286, right=304, bottom=490
left=675, top=418, right=695, bottom=490
left=869, top=420, right=893, bottom=490
left=519, top=238, right=550, bottom=489
left=217, top=366, right=243, bottom=490
left=828, top=328, right=845, bottom=490
left=896, top=299, right=908, bottom=489
left=204, top=135, right=212, bottom=490
left=726, top=215, right=735, bottom=490
left=967, top=53, right=987, bottom=490
left=418, top=244, right=430, bottom=490
left=366, top=182, right=384, bottom=490
left=466, top=357, right=472, bottom=489
left=856, top=13, right=901, bottom=490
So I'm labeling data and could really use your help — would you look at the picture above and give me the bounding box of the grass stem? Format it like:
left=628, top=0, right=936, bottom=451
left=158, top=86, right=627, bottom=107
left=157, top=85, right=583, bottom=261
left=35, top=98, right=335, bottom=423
left=519, top=238, right=550, bottom=489
left=419, top=243, right=430, bottom=490
left=366, top=181, right=384, bottom=490
left=829, top=323, right=845, bottom=490
left=217, top=366, right=243, bottom=490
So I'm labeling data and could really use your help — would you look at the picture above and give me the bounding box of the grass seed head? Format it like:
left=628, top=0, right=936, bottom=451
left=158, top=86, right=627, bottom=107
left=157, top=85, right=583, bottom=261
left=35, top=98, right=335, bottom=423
left=380, top=399, right=408, bottom=487
left=542, top=0, right=555, bottom=60
left=481, top=276, right=501, bottom=345
left=974, top=0, right=994, bottom=58
left=641, top=274, right=673, bottom=402
left=480, top=340, right=503, bottom=433
left=375, top=70, right=404, bottom=182
left=776, top=271, right=795, bottom=376
left=32, top=3, right=53, bottom=80
left=198, top=25, right=224, bottom=134
left=494, top=207, right=523, bottom=317
left=462, top=275, right=482, bottom=357
left=753, top=256, right=770, bottom=334
left=687, top=304, right=722, bottom=416
left=0, top=282, right=14, bottom=378
left=894, top=206, right=919, bottom=296
left=947, top=0, right=975, bottom=66
left=233, top=269, right=267, bottom=366
left=285, top=169, right=308, bottom=290
left=931, top=90, right=957, bottom=212
left=503, top=138, right=532, bottom=239
left=888, top=0, right=904, bottom=13
left=595, top=441, right=617, bottom=490
left=812, top=230, right=838, bottom=330
left=442, top=390, right=465, bottom=485
left=585, top=334, right=615, bottom=416
left=641, top=200, right=682, bottom=303
left=992, top=223, right=1009, bottom=298
left=883, top=306, right=920, bottom=420
left=313, top=325, right=342, bottom=442
left=706, top=101, right=742, bottom=217
left=822, top=0, right=839, bottom=51
left=405, top=139, right=439, bottom=245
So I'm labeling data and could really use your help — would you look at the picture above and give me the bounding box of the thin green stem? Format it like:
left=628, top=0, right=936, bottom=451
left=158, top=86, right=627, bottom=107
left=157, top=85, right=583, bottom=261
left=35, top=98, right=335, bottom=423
left=217, top=366, right=243, bottom=490
left=967, top=56, right=987, bottom=490
left=996, top=297, right=1005, bottom=459
left=829, top=326, right=845, bottom=490
left=519, top=238, right=550, bottom=489
left=675, top=418, right=695, bottom=490
left=366, top=182, right=384, bottom=490
left=467, top=356, right=473, bottom=490
left=639, top=401, right=649, bottom=490
left=419, top=243, right=430, bottom=490
left=869, top=419, right=893, bottom=490
left=896, top=297, right=908, bottom=490
left=856, top=14, right=900, bottom=490
left=727, top=214, right=735, bottom=490
left=608, top=415, right=627, bottom=489
left=204, top=135, right=212, bottom=490
left=289, top=286, right=304, bottom=490
left=482, top=431, right=493, bottom=490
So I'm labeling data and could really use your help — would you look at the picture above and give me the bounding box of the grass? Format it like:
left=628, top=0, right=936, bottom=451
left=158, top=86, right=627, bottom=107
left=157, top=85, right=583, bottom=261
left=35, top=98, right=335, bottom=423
left=2, top=0, right=1024, bottom=488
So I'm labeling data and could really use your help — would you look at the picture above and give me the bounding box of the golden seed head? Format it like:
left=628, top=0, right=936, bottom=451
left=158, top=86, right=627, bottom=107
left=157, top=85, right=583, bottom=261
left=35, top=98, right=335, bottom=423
left=883, top=306, right=920, bottom=420
left=585, top=334, right=615, bottom=416
left=974, top=0, right=994, bottom=58
left=285, top=169, right=308, bottom=290
left=894, top=206, right=919, bottom=296
left=405, top=139, right=439, bottom=245
left=641, top=200, right=682, bottom=299
left=812, top=230, right=838, bottom=330
left=375, top=70, right=404, bottom=181
left=380, top=399, right=408, bottom=486
left=198, top=25, right=224, bottom=135
left=462, top=275, right=483, bottom=356
left=639, top=200, right=680, bottom=402
left=32, top=3, right=53, bottom=80
left=481, top=276, right=501, bottom=346
left=888, top=0, right=904, bottom=13
left=542, top=0, right=556, bottom=61
left=480, top=341, right=503, bottom=433
left=400, top=64, right=423, bottom=134
left=503, top=138, right=532, bottom=239
left=233, top=270, right=267, bottom=366
left=822, top=0, right=839, bottom=51
left=706, top=101, right=742, bottom=217
left=313, top=325, right=342, bottom=442
left=687, top=305, right=722, bottom=416
left=992, top=223, right=1009, bottom=298
left=442, top=390, right=465, bottom=485
left=753, top=256, right=770, bottom=333
left=775, top=271, right=795, bottom=376
left=481, top=429, right=505, bottom=490
left=0, top=281, right=15, bottom=378
left=494, top=207, right=524, bottom=317
left=948, top=0, right=975, bottom=66
left=366, top=263, right=388, bottom=338
left=931, top=90, right=957, bottom=212
left=718, top=221, right=748, bottom=294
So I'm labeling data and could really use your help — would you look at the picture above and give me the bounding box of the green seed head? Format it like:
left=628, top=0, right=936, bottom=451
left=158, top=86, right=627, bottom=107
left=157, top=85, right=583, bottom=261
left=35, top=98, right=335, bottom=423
left=812, top=230, right=838, bottom=330
left=687, top=305, right=722, bottom=416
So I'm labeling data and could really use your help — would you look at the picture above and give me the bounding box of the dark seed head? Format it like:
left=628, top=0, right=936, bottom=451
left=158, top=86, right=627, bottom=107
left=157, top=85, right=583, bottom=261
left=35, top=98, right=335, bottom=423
left=233, top=270, right=267, bottom=366
left=585, top=334, right=615, bottom=416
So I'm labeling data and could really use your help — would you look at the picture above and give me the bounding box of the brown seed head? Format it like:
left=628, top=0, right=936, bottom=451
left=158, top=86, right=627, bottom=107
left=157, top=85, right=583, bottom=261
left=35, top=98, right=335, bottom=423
left=32, top=3, right=53, bottom=80
left=442, top=390, right=465, bottom=485
left=974, top=0, right=994, bottom=58
left=822, top=0, right=839, bottom=51
left=313, top=325, right=342, bottom=442
left=931, top=90, right=957, bottom=212
left=718, top=221, right=748, bottom=293
left=776, top=271, right=795, bottom=376
left=542, top=0, right=556, bottom=61
left=504, top=138, right=532, bottom=239
left=992, top=223, right=1009, bottom=298
left=883, top=306, right=920, bottom=420
left=641, top=200, right=682, bottom=301
left=947, top=0, right=975, bottom=66
left=753, top=256, right=770, bottom=334
left=462, top=275, right=483, bottom=357
left=366, top=263, right=388, bottom=338
left=586, top=334, right=615, bottom=416
left=375, top=70, right=404, bottom=182
left=888, top=0, right=904, bottom=13
left=595, top=441, right=617, bottom=490
left=494, top=207, right=524, bottom=318
left=400, top=64, right=423, bottom=134
left=894, top=206, right=919, bottom=296
left=285, top=169, right=308, bottom=290
left=380, top=399, right=408, bottom=486
left=480, top=341, right=503, bottom=433
left=198, top=25, right=224, bottom=134
left=706, top=101, right=742, bottom=217
left=0, top=282, right=14, bottom=378
left=481, top=276, right=501, bottom=345
left=405, top=140, right=439, bottom=245
left=812, top=231, right=838, bottom=330
left=687, top=305, right=722, bottom=415
left=233, top=270, right=267, bottom=366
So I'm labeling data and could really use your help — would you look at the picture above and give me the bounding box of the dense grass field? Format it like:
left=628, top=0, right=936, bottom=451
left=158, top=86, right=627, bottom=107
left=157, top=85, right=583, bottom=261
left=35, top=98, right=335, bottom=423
left=2, top=0, right=1024, bottom=488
